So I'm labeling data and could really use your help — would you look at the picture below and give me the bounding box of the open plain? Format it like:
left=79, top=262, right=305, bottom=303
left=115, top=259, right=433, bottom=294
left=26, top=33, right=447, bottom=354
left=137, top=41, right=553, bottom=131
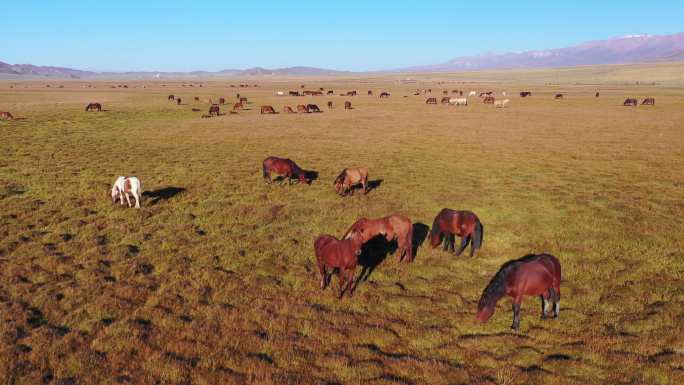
left=1, top=64, right=683, bottom=385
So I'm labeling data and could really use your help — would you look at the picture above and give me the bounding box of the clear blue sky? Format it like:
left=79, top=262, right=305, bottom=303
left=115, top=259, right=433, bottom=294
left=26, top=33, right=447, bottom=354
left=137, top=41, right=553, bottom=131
left=4, top=1, right=682, bottom=72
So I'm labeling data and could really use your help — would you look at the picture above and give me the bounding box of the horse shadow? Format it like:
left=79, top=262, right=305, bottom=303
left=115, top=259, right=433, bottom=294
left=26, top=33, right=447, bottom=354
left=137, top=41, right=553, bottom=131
left=356, top=234, right=397, bottom=285
left=411, top=222, right=430, bottom=260
left=305, top=171, right=319, bottom=183
left=142, top=187, right=186, bottom=205
left=366, top=179, right=383, bottom=193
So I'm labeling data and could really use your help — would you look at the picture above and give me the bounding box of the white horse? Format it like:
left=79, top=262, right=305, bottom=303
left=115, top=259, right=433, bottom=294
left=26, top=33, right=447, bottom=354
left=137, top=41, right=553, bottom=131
left=111, top=176, right=142, bottom=208
left=495, top=99, right=510, bottom=108
left=276, top=91, right=284, bottom=96
left=468, top=91, right=477, bottom=97
left=449, top=97, right=468, bottom=106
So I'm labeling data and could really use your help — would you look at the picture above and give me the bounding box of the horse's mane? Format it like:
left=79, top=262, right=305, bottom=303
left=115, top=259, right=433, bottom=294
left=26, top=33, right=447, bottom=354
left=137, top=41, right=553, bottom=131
left=429, top=209, right=448, bottom=239
left=478, top=254, right=540, bottom=310
left=334, top=169, right=347, bottom=184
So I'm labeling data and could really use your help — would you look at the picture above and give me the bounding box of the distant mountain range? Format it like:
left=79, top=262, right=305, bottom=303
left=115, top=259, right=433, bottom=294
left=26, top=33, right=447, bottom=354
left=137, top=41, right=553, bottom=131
left=2, top=31, right=683, bottom=78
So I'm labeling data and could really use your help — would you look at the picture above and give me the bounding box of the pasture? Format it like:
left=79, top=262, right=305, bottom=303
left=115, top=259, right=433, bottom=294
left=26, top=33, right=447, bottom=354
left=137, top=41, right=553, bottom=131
left=1, top=65, right=683, bottom=385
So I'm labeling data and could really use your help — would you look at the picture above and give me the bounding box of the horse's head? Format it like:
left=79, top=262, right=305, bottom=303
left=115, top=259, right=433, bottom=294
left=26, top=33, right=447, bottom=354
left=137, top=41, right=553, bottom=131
left=428, top=229, right=442, bottom=248
left=111, top=185, right=120, bottom=202
left=476, top=296, right=495, bottom=323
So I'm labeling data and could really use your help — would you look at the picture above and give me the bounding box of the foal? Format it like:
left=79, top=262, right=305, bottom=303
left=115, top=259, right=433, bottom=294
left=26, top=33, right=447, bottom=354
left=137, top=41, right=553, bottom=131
left=111, top=176, right=142, bottom=208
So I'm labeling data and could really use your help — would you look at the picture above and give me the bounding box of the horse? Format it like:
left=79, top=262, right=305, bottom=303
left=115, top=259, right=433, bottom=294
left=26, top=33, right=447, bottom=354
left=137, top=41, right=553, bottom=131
left=239, top=97, right=247, bottom=103
left=641, top=98, right=655, bottom=105
left=168, top=95, right=175, bottom=101
left=443, top=90, right=448, bottom=95
left=449, top=98, right=467, bottom=106
left=623, top=98, right=638, bottom=106
left=327, top=101, right=334, bottom=109
left=555, top=93, right=563, bottom=99
left=297, top=105, right=309, bottom=113
left=307, top=104, right=321, bottom=113
left=289, top=91, right=301, bottom=96
left=425, top=97, right=437, bottom=104
left=314, top=231, right=364, bottom=298
left=262, top=156, right=313, bottom=184
left=209, top=105, right=220, bottom=116
left=520, top=91, right=532, bottom=97
left=483, top=96, right=495, bottom=104
left=379, top=92, right=390, bottom=98
left=219, top=97, right=226, bottom=105
left=494, top=99, right=510, bottom=108
left=177, top=98, right=182, bottom=105
left=111, top=176, right=142, bottom=208
left=344, top=214, right=414, bottom=263
left=327, top=90, right=334, bottom=95
left=477, top=253, right=561, bottom=331
left=85, top=103, right=102, bottom=112
left=595, top=92, right=600, bottom=98
left=428, top=209, right=483, bottom=257
left=344, top=101, right=352, bottom=110
left=468, top=91, right=477, bottom=97
left=276, top=91, right=284, bottom=96
left=260, top=105, right=276, bottom=114
left=0, top=112, right=14, bottom=120
left=233, top=102, right=243, bottom=110
left=333, top=167, right=368, bottom=196
left=283, top=106, right=296, bottom=113
left=346, top=91, right=357, bottom=96
left=440, top=96, right=450, bottom=104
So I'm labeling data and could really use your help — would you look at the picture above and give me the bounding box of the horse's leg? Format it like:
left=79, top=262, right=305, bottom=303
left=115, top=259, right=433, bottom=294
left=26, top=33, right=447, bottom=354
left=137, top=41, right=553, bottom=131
left=540, top=295, right=548, bottom=319
left=511, top=301, right=521, bottom=331
left=124, top=193, right=132, bottom=208
left=455, top=235, right=470, bottom=256
left=347, top=267, right=358, bottom=297
left=551, top=287, right=560, bottom=318
left=317, top=257, right=327, bottom=289
left=442, top=233, right=449, bottom=251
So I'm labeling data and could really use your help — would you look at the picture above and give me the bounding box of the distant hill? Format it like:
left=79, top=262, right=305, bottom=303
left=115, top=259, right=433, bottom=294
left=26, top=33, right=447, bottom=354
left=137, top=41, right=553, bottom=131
left=0, top=61, right=96, bottom=78
left=401, top=32, right=684, bottom=72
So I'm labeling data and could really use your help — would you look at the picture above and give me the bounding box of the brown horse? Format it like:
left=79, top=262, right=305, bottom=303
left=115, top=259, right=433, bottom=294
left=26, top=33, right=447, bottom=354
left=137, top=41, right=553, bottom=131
left=641, top=98, right=655, bottom=105
left=623, top=98, right=638, bottom=106
left=520, top=91, right=532, bottom=97
left=262, top=156, right=313, bottom=184
left=327, top=90, right=334, bottom=95
left=209, top=105, right=220, bottom=116
left=85, top=103, right=102, bottom=112
left=239, top=97, right=247, bottom=103
left=595, top=92, right=600, bottom=98
left=344, top=215, right=414, bottom=263
left=283, top=106, right=296, bottom=113
left=344, top=101, right=352, bottom=110
left=0, top=112, right=14, bottom=120
left=483, top=96, right=495, bottom=104
left=177, top=98, right=182, bottom=105
left=219, top=97, right=226, bottom=105
left=233, top=102, right=243, bottom=110
left=333, top=167, right=368, bottom=196
left=346, top=91, right=357, bottom=96
left=428, top=209, right=483, bottom=257
left=297, top=104, right=309, bottom=113
left=327, top=101, right=334, bottom=109
left=555, top=93, right=563, bottom=99
left=379, top=92, right=390, bottom=98
left=289, top=91, right=301, bottom=96
left=168, top=94, right=175, bottom=101
left=307, top=104, right=321, bottom=113
left=194, top=96, right=200, bottom=102
left=367, top=90, right=373, bottom=96
left=425, top=97, right=437, bottom=104
left=440, top=96, right=450, bottom=104
left=314, top=231, right=364, bottom=298
left=260, top=105, right=276, bottom=114
left=477, top=253, right=561, bottom=331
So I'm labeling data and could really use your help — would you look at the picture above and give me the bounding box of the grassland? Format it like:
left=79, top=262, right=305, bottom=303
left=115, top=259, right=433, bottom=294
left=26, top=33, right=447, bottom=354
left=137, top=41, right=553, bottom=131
left=1, top=66, right=683, bottom=385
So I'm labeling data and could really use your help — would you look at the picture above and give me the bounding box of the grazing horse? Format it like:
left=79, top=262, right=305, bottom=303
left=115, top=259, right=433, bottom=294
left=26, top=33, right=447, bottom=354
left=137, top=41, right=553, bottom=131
left=449, top=97, right=467, bottom=106
left=520, top=91, right=532, bottom=97
left=623, top=98, right=638, bottom=106
left=327, top=101, right=334, bottom=109
left=307, top=104, right=321, bottom=113
left=333, top=167, right=368, bottom=196
left=494, top=99, right=510, bottom=108
left=260, top=105, right=276, bottom=114
left=344, top=101, right=352, bottom=110
left=262, top=156, right=312, bottom=184
left=477, top=253, right=561, bottom=331
left=379, top=92, right=390, bottom=98
left=168, top=95, right=175, bottom=101
left=425, top=97, right=437, bottom=104
left=346, top=91, right=357, bottom=96
left=314, top=231, right=364, bottom=298
left=344, top=214, right=414, bottom=263
left=483, top=96, right=495, bottom=104
left=209, top=105, right=220, bottom=116
left=283, top=106, right=296, bottom=113
left=641, top=98, right=655, bottom=105
left=0, top=112, right=14, bottom=120
left=595, top=92, right=600, bottom=98
left=555, top=93, right=563, bottom=99
left=327, top=90, right=334, bottom=95
left=297, top=104, right=309, bottom=113
left=428, top=209, right=483, bottom=257
left=85, top=103, right=102, bottom=112
left=111, top=176, right=142, bottom=209
left=440, top=96, right=450, bottom=104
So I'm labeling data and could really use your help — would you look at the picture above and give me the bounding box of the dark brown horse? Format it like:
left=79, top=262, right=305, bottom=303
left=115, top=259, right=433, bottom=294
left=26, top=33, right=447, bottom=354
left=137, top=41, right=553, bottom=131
left=520, top=91, right=532, bottom=97
left=367, top=90, right=373, bottom=96
left=346, top=90, right=357, bottom=96
left=327, top=90, right=334, bottom=95
left=555, top=93, right=563, bottom=99
left=477, top=253, right=561, bottom=331
left=425, top=97, right=437, bottom=104
left=428, top=209, right=483, bottom=257
left=624, top=98, right=638, bottom=106
left=260, top=105, right=276, bottom=114
left=177, top=98, right=182, bottom=105
left=344, top=215, right=414, bottom=263
left=641, top=98, right=655, bottom=105
left=297, top=104, right=309, bottom=113
left=307, top=104, right=321, bottom=113
left=344, top=101, right=352, bottom=110
left=0, top=112, right=14, bottom=120
left=379, top=92, right=390, bottom=98
left=194, top=96, right=200, bottom=102
left=283, top=106, right=296, bottom=113
left=595, top=92, right=600, bottom=98
left=314, top=231, right=364, bottom=298
left=209, top=105, right=220, bottom=116
left=219, top=97, right=226, bottom=105
left=327, top=101, right=334, bottom=109
left=85, top=103, right=102, bottom=112
left=289, top=91, right=301, bottom=96
left=168, top=94, right=175, bottom=101
left=262, top=156, right=313, bottom=184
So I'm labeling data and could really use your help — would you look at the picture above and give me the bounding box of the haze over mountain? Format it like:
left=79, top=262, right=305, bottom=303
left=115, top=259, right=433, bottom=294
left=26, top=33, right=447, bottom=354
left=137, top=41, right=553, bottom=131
left=2, top=32, right=683, bottom=78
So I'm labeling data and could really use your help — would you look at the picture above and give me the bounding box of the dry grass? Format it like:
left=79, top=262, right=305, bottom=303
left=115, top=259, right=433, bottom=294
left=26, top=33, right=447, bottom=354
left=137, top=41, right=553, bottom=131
left=1, top=67, right=683, bottom=385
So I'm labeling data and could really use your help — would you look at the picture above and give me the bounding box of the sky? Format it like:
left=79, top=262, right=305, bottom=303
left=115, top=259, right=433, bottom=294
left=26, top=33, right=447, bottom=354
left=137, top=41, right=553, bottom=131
left=4, top=1, right=683, bottom=72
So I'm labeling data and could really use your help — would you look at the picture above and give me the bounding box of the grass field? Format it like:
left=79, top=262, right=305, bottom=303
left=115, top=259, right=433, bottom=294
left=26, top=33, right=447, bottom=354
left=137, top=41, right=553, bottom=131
left=1, top=65, right=683, bottom=385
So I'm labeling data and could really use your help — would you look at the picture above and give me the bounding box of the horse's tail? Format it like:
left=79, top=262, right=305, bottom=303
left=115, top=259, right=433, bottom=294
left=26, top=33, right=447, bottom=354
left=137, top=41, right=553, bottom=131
left=472, top=218, right=484, bottom=251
